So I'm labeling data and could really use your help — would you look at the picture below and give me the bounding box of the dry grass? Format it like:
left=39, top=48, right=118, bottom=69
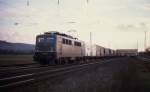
left=136, top=59, right=150, bottom=92
left=0, top=55, right=34, bottom=66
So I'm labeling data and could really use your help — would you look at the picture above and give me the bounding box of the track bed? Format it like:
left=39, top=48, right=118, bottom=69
left=2, top=57, right=150, bottom=92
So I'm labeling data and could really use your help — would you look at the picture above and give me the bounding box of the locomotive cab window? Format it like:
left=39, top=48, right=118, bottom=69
left=37, top=37, right=54, bottom=43
left=38, top=37, right=44, bottom=43
left=36, top=35, right=56, bottom=52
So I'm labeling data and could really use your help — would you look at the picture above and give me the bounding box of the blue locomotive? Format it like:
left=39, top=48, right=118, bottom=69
left=33, top=31, right=85, bottom=64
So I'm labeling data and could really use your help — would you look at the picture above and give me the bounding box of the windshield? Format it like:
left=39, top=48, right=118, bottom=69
left=37, top=37, right=54, bottom=43
left=36, top=35, right=56, bottom=51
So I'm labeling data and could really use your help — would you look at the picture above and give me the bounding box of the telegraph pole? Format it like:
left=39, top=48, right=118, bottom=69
left=90, top=32, right=92, bottom=56
left=137, top=41, right=139, bottom=50
left=144, top=30, right=147, bottom=51
left=141, top=23, right=147, bottom=51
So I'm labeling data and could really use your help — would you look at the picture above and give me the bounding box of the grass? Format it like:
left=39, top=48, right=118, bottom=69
left=0, top=55, right=34, bottom=66
left=139, top=63, right=150, bottom=92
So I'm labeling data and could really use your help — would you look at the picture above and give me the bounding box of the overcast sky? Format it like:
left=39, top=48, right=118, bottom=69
left=0, top=0, right=150, bottom=51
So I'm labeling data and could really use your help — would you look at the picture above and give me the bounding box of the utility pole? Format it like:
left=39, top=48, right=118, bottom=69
left=137, top=41, right=138, bottom=50
left=141, top=23, right=147, bottom=51
left=144, top=30, right=147, bottom=51
left=90, top=32, right=92, bottom=56
left=136, top=40, right=139, bottom=55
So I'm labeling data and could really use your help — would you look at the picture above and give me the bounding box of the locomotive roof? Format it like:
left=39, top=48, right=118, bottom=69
left=44, top=31, right=78, bottom=40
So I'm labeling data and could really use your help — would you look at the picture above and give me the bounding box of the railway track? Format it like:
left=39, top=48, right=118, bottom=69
left=0, top=57, right=120, bottom=90
left=0, top=63, right=79, bottom=80
left=0, top=58, right=109, bottom=75
left=136, top=56, right=150, bottom=62
left=0, top=63, right=40, bottom=70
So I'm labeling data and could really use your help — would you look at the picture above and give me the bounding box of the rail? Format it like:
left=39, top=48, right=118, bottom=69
left=0, top=58, right=119, bottom=89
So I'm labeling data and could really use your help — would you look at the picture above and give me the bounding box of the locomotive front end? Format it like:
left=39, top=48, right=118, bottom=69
left=33, top=33, right=56, bottom=64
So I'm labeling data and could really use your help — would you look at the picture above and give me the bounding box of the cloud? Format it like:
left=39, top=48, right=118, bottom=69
left=116, top=22, right=149, bottom=32
left=0, top=28, right=16, bottom=41
left=117, top=24, right=137, bottom=31
left=0, top=27, right=36, bottom=44
left=0, top=0, right=149, bottom=50
left=142, top=4, right=150, bottom=11
left=140, top=22, right=146, bottom=27
left=139, top=22, right=148, bottom=31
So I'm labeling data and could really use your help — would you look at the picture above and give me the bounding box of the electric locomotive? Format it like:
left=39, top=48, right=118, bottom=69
left=33, top=31, right=85, bottom=64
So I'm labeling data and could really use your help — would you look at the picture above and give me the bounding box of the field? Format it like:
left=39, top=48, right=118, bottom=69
left=0, top=55, right=34, bottom=66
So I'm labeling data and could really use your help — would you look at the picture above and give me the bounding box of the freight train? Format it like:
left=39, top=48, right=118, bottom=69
left=33, top=31, right=116, bottom=64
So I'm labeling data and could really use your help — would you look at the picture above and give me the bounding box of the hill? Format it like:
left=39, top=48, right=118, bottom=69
left=0, top=40, right=35, bottom=54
